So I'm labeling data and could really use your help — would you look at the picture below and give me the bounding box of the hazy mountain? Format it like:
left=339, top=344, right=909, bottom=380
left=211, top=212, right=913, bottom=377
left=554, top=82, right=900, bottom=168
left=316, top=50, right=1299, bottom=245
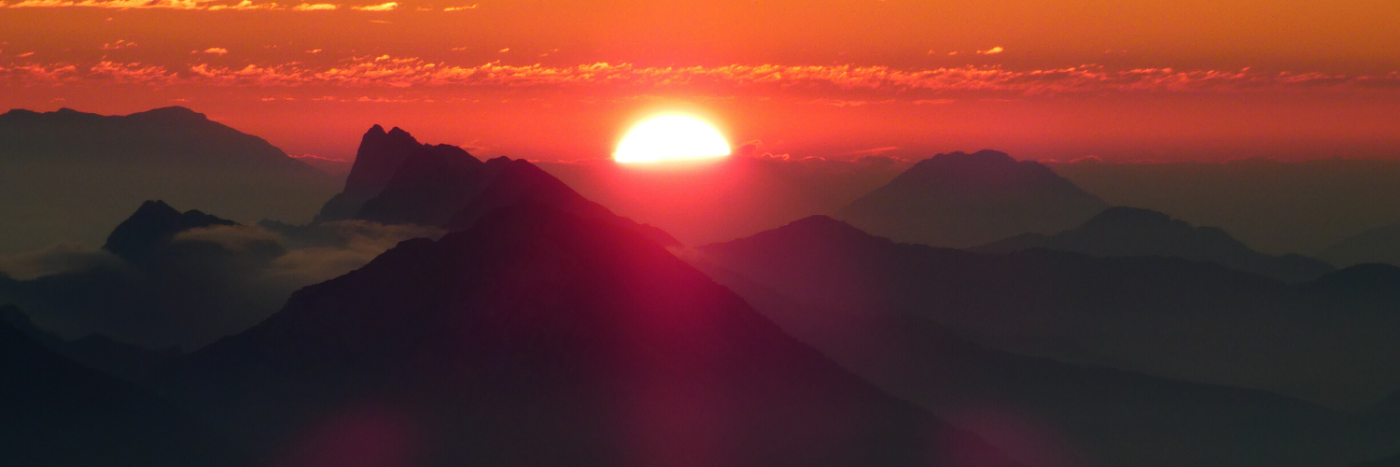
left=0, top=304, right=180, bottom=384
left=159, top=205, right=1018, bottom=467
left=974, top=206, right=1335, bottom=282
left=689, top=256, right=1400, bottom=467
left=696, top=216, right=1400, bottom=410
left=0, top=107, right=340, bottom=253
left=1319, top=224, right=1400, bottom=268
left=1047, top=158, right=1400, bottom=255
left=837, top=150, right=1107, bottom=248
left=538, top=147, right=912, bottom=245
left=315, top=125, right=678, bottom=245
left=104, top=200, right=238, bottom=262
left=0, top=200, right=436, bottom=349
left=0, top=316, right=245, bottom=467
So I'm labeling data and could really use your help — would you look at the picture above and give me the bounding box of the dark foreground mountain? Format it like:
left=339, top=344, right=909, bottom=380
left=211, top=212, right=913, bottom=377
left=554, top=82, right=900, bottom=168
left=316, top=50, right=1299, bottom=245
left=0, top=107, right=339, bottom=253
left=160, top=205, right=1017, bottom=467
left=0, top=316, right=245, bottom=467
left=974, top=207, right=1335, bottom=282
left=313, top=125, right=676, bottom=245
left=698, top=216, right=1400, bottom=411
left=837, top=150, right=1107, bottom=248
left=1320, top=224, right=1400, bottom=268
left=0, top=305, right=180, bottom=384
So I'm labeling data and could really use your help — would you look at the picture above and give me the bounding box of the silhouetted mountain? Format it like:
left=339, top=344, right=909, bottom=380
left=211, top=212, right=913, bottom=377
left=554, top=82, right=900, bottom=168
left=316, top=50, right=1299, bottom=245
left=974, top=206, right=1335, bottom=282
left=698, top=216, right=1400, bottom=410
left=314, top=125, right=679, bottom=246
left=690, top=260, right=1400, bottom=467
left=0, top=202, right=297, bottom=348
left=1320, top=224, right=1400, bottom=268
left=837, top=150, right=1107, bottom=248
left=161, top=205, right=1017, bottom=467
left=315, top=125, right=482, bottom=222
left=0, top=304, right=181, bottom=383
left=0, top=106, right=340, bottom=253
left=0, top=316, right=245, bottom=467
left=1047, top=158, right=1400, bottom=255
left=103, top=200, right=237, bottom=262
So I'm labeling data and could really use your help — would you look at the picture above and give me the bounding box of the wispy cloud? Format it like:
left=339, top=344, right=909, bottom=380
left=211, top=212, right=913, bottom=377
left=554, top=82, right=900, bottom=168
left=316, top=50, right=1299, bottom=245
left=443, top=3, right=476, bottom=11
left=4, top=56, right=1399, bottom=98
left=977, top=46, right=1005, bottom=55
left=292, top=2, right=335, bottom=10
left=351, top=1, right=394, bottom=11
left=203, top=47, right=228, bottom=55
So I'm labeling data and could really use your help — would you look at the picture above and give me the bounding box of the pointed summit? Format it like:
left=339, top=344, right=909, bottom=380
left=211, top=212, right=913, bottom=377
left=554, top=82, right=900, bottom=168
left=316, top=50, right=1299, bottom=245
left=103, top=200, right=236, bottom=262
left=314, top=125, right=483, bottom=222
left=837, top=150, right=1107, bottom=248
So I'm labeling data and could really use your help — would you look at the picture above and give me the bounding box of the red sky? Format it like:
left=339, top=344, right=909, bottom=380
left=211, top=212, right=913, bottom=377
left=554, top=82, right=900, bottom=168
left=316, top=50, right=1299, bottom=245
left=2, top=0, right=1398, bottom=163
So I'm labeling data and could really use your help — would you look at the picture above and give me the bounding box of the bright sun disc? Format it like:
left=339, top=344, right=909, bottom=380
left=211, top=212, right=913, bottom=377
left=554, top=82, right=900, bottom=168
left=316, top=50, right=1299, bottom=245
left=614, top=115, right=732, bottom=163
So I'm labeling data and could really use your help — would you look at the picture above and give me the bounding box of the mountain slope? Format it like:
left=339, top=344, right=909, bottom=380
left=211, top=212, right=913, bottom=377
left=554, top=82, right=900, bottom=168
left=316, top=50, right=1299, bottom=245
left=1320, top=224, right=1400, bottom=268
left=687, top=262, right=1400, bottom=467
left=0, top=317, right=244, bottom=467
left=837, top=150, right=1107, bottom=248
left=974, top=206, right=1335, bottom=281
left=698, top=216, right=1400, bottom=410
left=163, top=205, right=1017, bottom=467
left=314, top=125, right=678, bottom=245
left=0, top=107, right=340, bottom=253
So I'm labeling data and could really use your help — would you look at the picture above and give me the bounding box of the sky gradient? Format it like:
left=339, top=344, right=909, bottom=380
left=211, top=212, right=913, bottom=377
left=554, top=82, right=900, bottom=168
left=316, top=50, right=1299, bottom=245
left=2, top=0, right=1398, bottom=162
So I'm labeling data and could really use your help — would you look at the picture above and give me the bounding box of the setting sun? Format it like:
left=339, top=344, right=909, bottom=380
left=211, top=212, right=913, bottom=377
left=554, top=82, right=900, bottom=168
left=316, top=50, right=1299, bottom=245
left=614, top=115, right=732, bottom=164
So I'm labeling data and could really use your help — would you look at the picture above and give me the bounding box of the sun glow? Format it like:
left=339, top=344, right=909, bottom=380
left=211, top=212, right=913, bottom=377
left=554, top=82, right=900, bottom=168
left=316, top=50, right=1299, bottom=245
left=614, top=115, right=732, bottom=164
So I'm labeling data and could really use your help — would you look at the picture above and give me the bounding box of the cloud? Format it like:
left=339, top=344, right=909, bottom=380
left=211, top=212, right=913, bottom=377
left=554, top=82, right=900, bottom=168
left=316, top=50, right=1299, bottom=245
left=351, top=1, right=395, bottom=11
left=203, top=47, right=228, bottom=55
left=0, top=242, right=123, bottom=280
left=443, top=3, right=475, bottom=11
left=0, top=0, right=348, bottom=10
left=6, top=56, right=1400, bottom=97
left=978, top=46, right=1005, bottom=55
left=292, top=2, right=335, bottom=9
left=100, top=39, right=137, bottom=50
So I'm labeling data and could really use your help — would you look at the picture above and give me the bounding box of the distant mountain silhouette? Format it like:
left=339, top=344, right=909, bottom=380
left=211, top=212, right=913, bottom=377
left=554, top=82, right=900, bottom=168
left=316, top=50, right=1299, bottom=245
left=104, top=199, right=237, bottom=262
left=0, top=315, right=245, bottom=467
left=315, top=125, right=482, bottom=223
left=160, top=205, right=1017, bottom=467
left=314, top=125, right=678, bottom=245
left=974, top=206, right=1335, bottom=282
left=1319, top=224, right=1400, bottom=268
left=1047, top=158, right=1400, bottom=255
left=699, top=216, right=1400, bottom=410
left=837, top=150, right=1107, bottom=248
left=537, top=149, right=912, bottom=246
left=0, top=106, right=339, bottom=253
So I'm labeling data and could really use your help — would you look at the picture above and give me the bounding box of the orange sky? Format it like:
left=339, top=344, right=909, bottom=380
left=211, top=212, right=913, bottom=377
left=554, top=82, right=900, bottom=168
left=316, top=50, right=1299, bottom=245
left=2, top=0, right=1398, bottom=162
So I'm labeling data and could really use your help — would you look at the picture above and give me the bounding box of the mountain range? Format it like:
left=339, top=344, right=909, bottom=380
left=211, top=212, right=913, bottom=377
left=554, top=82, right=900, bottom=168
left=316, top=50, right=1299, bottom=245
left=1047, top=158, right=1400, bottom=255
left=0, top=107, right=340, bottom=253
left=973, top=206, right=1335, bottom=282
left=697, top=216, right=1400, bottom=411
left=156, top=205, right=1019, bottom=467
left=837, top=150, right=1108, bottom=248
